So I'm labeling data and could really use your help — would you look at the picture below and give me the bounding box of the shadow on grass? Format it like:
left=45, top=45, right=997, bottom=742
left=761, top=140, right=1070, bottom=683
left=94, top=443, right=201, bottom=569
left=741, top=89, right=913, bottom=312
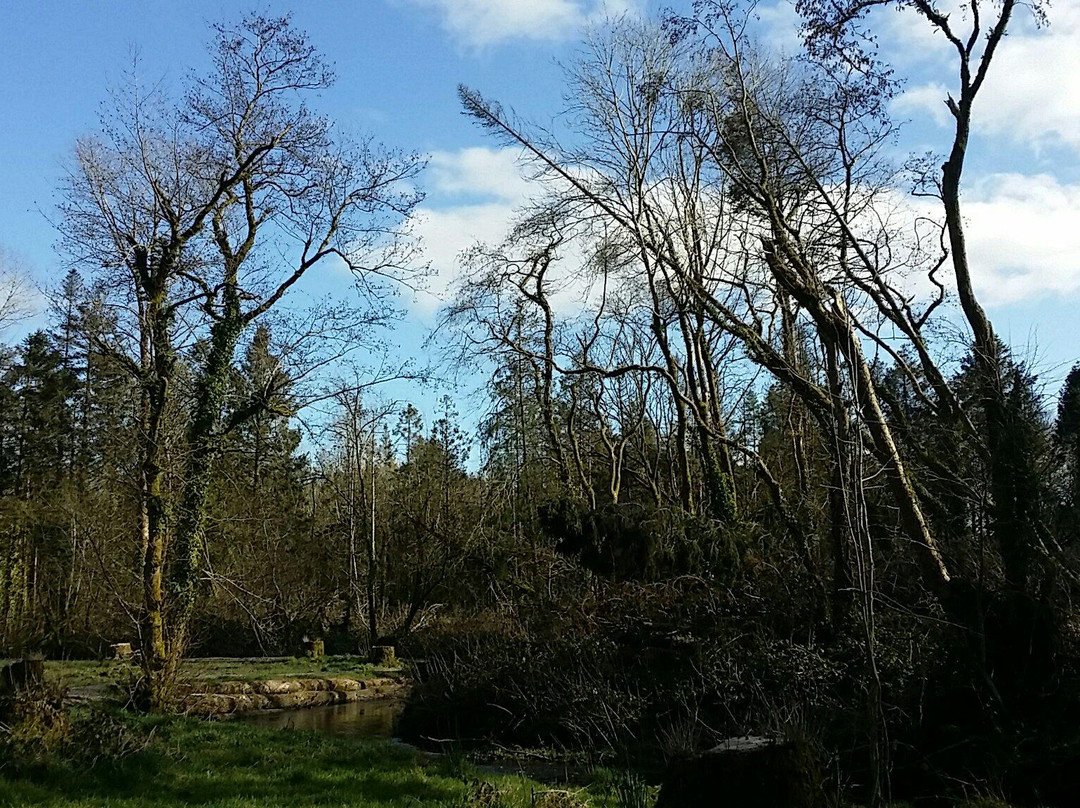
left=0, top=716, right=464, bottom=807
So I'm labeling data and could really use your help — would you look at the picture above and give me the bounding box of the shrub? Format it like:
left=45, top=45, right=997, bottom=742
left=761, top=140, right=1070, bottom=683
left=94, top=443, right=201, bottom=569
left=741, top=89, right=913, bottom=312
left=462, top=780, right=510, bottom=808
left=0, top=680, right=69, bottom=768
left=65, top=708, right=153, bottom=766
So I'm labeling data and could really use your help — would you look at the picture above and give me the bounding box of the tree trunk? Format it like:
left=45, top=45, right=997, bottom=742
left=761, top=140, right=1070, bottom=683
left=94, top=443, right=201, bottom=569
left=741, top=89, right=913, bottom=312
left=170, top=296, right=244, bottom=661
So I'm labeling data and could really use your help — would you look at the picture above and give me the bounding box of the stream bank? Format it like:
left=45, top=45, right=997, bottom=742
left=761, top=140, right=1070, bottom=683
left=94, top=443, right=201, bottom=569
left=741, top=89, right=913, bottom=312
left=181, top=675, right=407, bottom=715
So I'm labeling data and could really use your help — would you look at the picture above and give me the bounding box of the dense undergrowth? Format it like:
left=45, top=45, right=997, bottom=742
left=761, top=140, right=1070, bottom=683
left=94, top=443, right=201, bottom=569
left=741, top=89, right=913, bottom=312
left=398, top=561, right=1080, bottom=807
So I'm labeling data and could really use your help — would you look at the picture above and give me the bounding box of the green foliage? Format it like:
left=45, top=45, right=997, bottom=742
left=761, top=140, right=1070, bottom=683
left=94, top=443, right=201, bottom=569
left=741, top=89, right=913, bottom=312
left=399, top=576, right=849, bottom=758
left=607, top=770, right=654, bottom=808
left=1056, top=364, right=1080, bottom=536
left=540, top=501, right=742, bottom=582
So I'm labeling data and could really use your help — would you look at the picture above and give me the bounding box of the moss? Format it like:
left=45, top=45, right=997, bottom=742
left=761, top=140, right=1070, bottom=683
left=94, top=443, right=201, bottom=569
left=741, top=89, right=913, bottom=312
left=47, top=655, right=396, bottom=690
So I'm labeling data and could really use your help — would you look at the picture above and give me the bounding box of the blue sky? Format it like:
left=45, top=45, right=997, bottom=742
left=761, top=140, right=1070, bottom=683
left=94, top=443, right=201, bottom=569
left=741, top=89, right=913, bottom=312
left=1, top=0, right=1078, bottom=438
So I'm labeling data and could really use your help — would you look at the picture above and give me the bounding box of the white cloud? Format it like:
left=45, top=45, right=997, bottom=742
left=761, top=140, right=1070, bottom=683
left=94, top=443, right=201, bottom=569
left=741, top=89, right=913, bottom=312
left=411, top=154, right=1080, bottom=322
left=871, top=4, right=1080, bottom=306
left=978, top=5, right=1080, bottom=151
left=412, top=146, right=611, bottom=319
left=964, top=173, right=1080, bottom=304
left=755, top=1, right=802, bottom=56
left=888, top=3, right=1080, bottom=151
left=410, top=147, right=533, bottom=315
left=428, top=147, right=533, bottom=202
left=0, top=245, right=43, bottom=333
left=881, top=1, right=961, bottom=67
left=411, top=202, right=522, bottom=314
left=401, top=0, right=643, bottom=48
left=891, top=82, right=952, bottom=128
left=880, top=173, right=1080, bottom=306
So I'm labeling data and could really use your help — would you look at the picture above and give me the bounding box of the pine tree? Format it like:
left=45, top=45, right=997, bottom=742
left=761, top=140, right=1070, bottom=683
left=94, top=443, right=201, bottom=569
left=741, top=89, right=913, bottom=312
left=232, top=325, right=300, bottom=491
left=1056, top=364, right=1080, bottom=537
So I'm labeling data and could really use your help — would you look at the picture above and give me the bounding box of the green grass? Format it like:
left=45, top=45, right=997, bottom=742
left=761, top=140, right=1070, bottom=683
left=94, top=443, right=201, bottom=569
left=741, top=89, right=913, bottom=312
left=178, top=656, right=396, bottom=684
left=46, top=656, right=397, bottom=690
left=0, top=713, right=613, bottom=807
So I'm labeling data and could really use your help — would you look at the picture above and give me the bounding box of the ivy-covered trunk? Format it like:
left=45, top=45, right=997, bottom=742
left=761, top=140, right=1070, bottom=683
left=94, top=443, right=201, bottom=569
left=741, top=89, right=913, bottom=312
left=136, top=261, right=245, bottom=710
left=169, top=281, right=244, bottom=660
left=138, top=251, right=179, bottom=709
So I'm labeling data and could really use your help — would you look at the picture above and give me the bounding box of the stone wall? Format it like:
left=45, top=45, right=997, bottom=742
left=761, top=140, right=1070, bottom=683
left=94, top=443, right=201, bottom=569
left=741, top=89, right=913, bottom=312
left=181, top=676, right=406, bottom=715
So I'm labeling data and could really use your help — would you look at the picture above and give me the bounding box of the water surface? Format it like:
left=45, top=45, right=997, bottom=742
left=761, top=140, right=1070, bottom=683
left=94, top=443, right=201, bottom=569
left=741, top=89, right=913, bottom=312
left=235, top=697, right=404, bottom=737
left=235, top=697, right=593, bottom=786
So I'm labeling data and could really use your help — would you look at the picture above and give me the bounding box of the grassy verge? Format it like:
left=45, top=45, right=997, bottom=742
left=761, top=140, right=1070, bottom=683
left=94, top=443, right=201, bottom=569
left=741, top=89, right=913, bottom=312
left=0, top=713, right=615, bottom=807
left=46, top=655, right=397, bottom=690
left=0, top=708, right=1016, bottom=808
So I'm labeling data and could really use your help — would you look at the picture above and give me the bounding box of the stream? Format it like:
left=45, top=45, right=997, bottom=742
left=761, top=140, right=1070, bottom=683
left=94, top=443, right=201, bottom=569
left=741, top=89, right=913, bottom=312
left=233, top=698, right=594, bottom=785
left=234, top=697, right=404, bottom=737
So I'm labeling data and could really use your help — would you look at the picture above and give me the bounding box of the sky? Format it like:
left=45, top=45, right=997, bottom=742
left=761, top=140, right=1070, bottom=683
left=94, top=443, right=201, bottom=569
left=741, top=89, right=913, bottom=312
left=0, top=0, right=1078, bottom=438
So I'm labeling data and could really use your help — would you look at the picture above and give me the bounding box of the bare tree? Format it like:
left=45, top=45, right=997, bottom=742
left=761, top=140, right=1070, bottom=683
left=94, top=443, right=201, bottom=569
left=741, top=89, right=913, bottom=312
left=0, top=246, right=35, bottom=334
left=321, top=389, right=396, bottom=651
left=797, top=0, right=1051, bottom=592
left=58, top=14, right=425, bottom=705
left=448, top=13, right=1048, bottom=799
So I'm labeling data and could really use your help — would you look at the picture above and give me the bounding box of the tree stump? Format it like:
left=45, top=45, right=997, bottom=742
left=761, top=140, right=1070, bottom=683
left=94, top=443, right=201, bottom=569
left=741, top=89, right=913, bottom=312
left=302, top=638, right=325, bottom=659
left=111, top=642, right=134, bottom=661
left=656, top=736, right=823, bottom=808
left=371, top=645, right=396, bottom=666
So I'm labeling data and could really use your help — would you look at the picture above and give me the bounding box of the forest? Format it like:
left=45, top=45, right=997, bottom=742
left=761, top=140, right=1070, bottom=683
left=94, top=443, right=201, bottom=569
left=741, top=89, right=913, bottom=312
left=0, top=1, right=1078, bottom=806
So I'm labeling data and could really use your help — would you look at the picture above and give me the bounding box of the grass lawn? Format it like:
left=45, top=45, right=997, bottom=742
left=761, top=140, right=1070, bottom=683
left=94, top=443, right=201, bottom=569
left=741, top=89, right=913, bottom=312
left=0, top=713, right=614, bottom=807
left=45, top=656, right=397, bottom=690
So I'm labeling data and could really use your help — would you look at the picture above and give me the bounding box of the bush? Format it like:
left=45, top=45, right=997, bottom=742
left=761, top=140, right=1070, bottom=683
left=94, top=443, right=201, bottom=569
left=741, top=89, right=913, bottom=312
left=0, top=674, right=151, bottom=771
left=399, top=576, right=845, bottom=761
left=65, top=708, right=153, bottom=767
left=461, top=780, right=510, bottom=808
left=0, top=680, right=69, bottom=768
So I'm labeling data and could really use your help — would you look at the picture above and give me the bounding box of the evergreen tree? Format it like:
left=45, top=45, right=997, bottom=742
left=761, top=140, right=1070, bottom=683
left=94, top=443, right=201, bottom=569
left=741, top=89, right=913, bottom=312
left=231, top=325, right=301, bottom=491
left=1056, top=364, right=1080, bottom=537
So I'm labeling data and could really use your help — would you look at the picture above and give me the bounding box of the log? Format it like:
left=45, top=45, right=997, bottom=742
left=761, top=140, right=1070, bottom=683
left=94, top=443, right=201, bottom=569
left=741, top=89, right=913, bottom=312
left=327, top=677, right=363, bottom=691
left=180, top=676, right=406, bottom=715
left=254, top=679, right=301, bottom=695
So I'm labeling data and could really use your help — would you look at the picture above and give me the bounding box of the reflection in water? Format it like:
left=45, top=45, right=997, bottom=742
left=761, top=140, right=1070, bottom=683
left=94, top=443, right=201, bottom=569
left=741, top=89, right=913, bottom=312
left=236, top=698, right=404, bottom=738
left=236, top=698, right=597, bottom=786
